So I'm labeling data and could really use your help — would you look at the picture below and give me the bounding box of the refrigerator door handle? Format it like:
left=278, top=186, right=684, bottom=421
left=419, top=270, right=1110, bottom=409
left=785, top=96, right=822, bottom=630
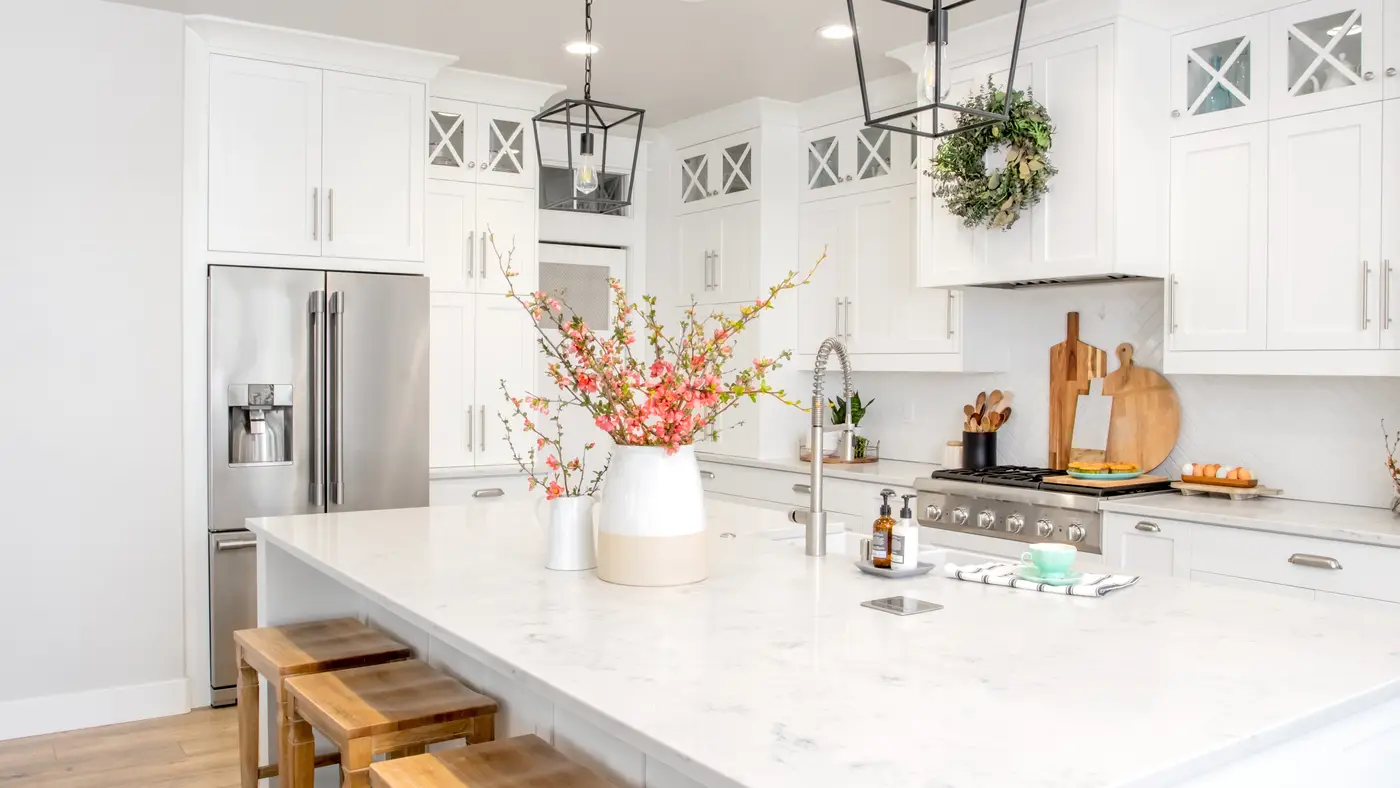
left=480, top=405, right=487, bottom=453
left=309, top=290, right=327, bottom=507
left=329, top=290, right=345, bottom=505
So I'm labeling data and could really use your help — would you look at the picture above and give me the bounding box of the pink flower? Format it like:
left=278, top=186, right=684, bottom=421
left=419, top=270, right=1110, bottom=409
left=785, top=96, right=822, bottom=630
left=546, top=481, right=563, bottom=500
left=576, top=374, right=599, bottom=393
left=545, top=455, right=560, bottom=471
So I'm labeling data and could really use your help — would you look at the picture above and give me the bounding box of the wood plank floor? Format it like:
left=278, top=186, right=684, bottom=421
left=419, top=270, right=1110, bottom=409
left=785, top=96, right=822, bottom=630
left=0, top=707, right=238, bottom=787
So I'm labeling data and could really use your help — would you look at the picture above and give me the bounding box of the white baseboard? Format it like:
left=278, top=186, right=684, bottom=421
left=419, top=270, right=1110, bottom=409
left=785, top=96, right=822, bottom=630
left=0, top=678, right=190, bottom=741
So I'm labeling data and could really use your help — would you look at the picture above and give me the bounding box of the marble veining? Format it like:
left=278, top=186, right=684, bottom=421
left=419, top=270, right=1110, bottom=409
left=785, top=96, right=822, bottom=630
left=248, top=499, right=1400, bottom=788
left=1101, top=494, right=1400, bottom=549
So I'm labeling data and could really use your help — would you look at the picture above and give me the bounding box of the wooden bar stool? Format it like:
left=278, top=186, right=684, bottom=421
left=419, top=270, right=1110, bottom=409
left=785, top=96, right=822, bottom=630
left=234, top=618, right=412, bottom=787
left=367, top=735, right=621, bottom=788
left=284, top=658, right=499, bottom=788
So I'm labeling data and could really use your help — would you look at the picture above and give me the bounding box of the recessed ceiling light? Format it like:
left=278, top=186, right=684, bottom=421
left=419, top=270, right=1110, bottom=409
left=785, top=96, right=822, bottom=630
left=564, top=41, right=600, bottom=55
left=818, top=23, right=854, bottom=40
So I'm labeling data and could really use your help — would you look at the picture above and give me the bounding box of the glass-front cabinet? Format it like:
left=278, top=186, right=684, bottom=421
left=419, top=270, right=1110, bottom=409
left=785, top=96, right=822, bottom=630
left=1171, top=15, right=1270, bottom=135
left=799, top=117, right=913, bottom=202
left=674, top=130, right=760, bottom=214
left=1270, top=0, right=1384, bottom=117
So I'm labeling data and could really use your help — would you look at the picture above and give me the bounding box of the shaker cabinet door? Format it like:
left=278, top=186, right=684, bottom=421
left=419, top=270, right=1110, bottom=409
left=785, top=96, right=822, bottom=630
left=426, top=180, right=477, bottom=293
left=207, top=56, right=323, bottom=257
left=429, top=292, right=475, bottom=469
left=1168, top=124, right=1269, bottom=351
left=797, top=199, right=849, bottom=356
left=474, top=297, right=536, bottom=467
left=1383, top=100, right=1400, bottom=347
left=321, top=71, right=426, bottom=262
left=476, top=185, right=537, bottom=295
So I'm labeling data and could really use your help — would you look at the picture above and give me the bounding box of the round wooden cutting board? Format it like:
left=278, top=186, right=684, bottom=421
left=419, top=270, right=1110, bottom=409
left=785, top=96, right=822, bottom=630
left=1100, top=344, right=1180, bottom=472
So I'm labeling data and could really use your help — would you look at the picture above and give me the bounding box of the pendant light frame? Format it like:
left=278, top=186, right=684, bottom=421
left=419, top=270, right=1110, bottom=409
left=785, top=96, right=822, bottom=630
left=845, top=0, right=1029, bottom=139
left=533, top=0, right=646, bottom=213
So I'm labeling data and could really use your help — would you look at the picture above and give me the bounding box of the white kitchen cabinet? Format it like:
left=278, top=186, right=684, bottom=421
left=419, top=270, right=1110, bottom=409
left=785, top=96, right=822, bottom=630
left=800, top=117, right=913, bottom=202
left=1171, top=14, right=1272, bottom=135
left=1266, top=103, right=1382, bottom=350
left=1103, top=514, right=1193, bottom=579
left=796, top=198, right=846, bottom=354
left=477, top=184, right=537, bottom=294
left=1389, top=0, right=1400, bottom=98
left=428, top=181, right=535, bottom=295
left=207, top=56, right=323, bottom=257
left=1382, top=99, right=1400, bottom=347
left=475, top=298, right=536, bottom=466
left=476, top=106, right=535, bottom=188
left=320, top=71, right=426, bottom=262
left=426, top=180, right=477, bottom=292
left=1168, top=123, right=1270, bottom=351
left=428, top=473, right=531, bottom=504
left=675, top=130, right=759, bottom=214
left=678, top=202, right=758, bottom=305
left=1269, top=0, right=1385, bottom=118
left=428, top=97, right=477, bottom=181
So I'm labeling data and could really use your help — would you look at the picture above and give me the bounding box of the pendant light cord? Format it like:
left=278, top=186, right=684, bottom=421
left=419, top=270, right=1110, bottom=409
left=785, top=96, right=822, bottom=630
left=583, top=0, right=593, bottom=102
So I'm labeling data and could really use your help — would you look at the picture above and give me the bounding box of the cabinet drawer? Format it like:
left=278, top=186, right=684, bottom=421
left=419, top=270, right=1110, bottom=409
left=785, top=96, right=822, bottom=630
left=698, top=462, right=808, bottom=507
left=1192, top=526, right=1400, bottom=603
left=429, top=474, right=530, bottom=504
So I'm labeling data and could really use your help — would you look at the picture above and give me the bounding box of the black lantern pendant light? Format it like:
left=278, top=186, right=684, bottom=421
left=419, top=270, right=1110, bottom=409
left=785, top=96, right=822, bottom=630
left=533, top=0, right=645, bottom=212
left=846, top=0, right=1029, bottom=139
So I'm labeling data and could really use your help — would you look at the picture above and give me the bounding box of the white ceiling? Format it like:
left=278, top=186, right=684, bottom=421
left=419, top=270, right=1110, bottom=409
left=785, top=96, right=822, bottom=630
left=112, top=0, right=1035, bottom=125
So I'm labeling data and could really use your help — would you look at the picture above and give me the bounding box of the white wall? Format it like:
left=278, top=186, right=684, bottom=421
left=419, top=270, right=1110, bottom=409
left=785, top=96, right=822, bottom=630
left=812, top=281, right=1400, bottom=510
left=0, top=0, right=188, bottom=738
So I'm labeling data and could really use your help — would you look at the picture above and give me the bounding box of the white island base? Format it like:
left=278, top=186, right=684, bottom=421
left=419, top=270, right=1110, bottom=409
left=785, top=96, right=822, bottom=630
left=249, top=500, right=1400, bottom=788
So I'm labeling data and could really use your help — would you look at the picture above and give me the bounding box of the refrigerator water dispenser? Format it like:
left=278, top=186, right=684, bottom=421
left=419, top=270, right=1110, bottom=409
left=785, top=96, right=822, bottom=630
left=228, top=383, right=292, bottom=465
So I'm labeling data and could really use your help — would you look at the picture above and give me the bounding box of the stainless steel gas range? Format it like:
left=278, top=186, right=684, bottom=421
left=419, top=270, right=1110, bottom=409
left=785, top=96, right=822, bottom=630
left=914, top=467, right=1172, bottom=555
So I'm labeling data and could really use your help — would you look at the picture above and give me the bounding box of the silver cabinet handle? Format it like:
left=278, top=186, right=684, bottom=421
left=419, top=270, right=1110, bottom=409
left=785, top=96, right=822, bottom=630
left=1365, top=71, right=1376, bottom=81
left=1134, top=521, right=1161, bottom=533
left=843, top=298, right=853, bottom=343
left=1289, top=553, right=1342, bottom=570
left=1389, top=67, right=1398, bottom=77
left=309, top=290, right=327, bottom=506
left=329, top=290, right=345, bottom=505
left=1171, top=109, right=1182, bottom=118
left=466, top=230, right=475, bottom=278
left=465, top=404, right=474, bottom=453
left=473, top=488, right=505, bottom=498
left=711, top=251, right=721, bottom=291
left=793, top=483, right=812, bottom=494
left=702, top=251, right=711, bottom=290
left=216, top=539, right=258, bottom=551
left=1385, top=260, right=1393, bottom=329
left=480, top=405, right=487, bottom=452
left=946, top=291, right=955, bottom=339
left=710, top=190, right=719, bottom=197
left=482, top=160, right=490, bottom=169
left=481, top=233, right=489, bottom=280
left=700, top=470, right=716, bottom=480
left=327, top=188, right=335, bottom=242
left=1363, top=261, right=1371, bottom=329
left=468, top=161, right=477, bottom=169
left=844, top=175, right=853, bottom=182
left=1170, top=275, right=1180, bottom=334
left=834, top=297, right=843, bottom=338
left=312, top=187, right=319, bottom=241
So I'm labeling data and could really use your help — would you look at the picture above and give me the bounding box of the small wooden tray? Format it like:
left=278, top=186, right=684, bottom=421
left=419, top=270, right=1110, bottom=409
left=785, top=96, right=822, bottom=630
left=1173, top=481, right=1281, bottom=501
left=1181, top=475, right=1257, bottom=488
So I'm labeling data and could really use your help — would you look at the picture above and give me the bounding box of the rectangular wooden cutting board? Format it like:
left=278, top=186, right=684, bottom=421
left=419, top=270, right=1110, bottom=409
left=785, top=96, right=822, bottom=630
left=1048, top=312, right=1107, bottom=470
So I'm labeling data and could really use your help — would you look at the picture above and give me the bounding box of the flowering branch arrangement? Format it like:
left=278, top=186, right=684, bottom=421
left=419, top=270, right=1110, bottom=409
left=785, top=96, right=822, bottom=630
left=500, top=381, right=609, bottom=500
left=1383, top=420, right=1400, bottom=494
left=489, top=229, right=822, bottom=479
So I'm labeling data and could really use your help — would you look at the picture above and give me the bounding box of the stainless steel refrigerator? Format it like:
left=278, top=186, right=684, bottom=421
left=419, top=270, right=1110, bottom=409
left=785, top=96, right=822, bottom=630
left=207, top=265, right=428, bottom=706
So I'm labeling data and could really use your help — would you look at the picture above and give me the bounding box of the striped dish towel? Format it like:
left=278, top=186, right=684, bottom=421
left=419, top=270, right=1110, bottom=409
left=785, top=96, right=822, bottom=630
left=943, top=562, right=1139, bottom=597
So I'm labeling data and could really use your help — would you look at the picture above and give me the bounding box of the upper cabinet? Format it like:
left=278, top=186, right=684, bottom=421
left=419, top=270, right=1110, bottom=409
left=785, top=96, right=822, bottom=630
left=800, top=117, right=913, bottom=201
left=427, top=180, right=536, bottom=295
left=677, top=201, right=759, bottom=305
left=675, top=130, right=759, bottom=214
left=428, top=98, right=534, bottom=189
left=207, top=54, right=426, bottom=263
left=1171, top=15, right=1271, bottom=135
left=1271, top=0, right=1385, bottom=117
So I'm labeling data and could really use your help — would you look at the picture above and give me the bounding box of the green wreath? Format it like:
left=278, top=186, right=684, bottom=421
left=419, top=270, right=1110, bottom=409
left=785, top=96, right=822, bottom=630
left=926, top=81, right=1056, bottom=230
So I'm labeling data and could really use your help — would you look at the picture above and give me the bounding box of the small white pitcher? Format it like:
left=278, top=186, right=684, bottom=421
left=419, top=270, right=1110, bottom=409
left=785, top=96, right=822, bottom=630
left=536, top=495, right=598, bottom=571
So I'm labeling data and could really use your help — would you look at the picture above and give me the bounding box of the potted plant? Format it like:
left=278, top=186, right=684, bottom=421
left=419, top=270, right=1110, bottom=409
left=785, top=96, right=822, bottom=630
left=829, top=392, right=875, bottom=459
left=492, top=231, right=822, bottom=585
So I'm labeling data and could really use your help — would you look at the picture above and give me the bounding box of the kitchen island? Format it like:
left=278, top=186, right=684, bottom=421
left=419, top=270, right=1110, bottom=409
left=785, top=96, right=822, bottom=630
left=248, top=498, right=1400, bottom=788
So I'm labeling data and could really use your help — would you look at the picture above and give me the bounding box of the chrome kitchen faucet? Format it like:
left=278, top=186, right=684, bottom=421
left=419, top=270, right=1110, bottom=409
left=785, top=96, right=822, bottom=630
left=801, top=337, right=856, bottom=557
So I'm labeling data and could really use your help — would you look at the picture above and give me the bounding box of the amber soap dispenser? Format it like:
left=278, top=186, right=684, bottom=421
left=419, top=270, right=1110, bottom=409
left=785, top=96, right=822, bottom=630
left=872, top=489, right=896, bottom=569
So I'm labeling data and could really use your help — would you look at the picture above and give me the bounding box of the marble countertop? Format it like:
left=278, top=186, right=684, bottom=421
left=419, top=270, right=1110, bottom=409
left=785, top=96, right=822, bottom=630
left=1101, top=494, right=1400, bottom=549
left=429, top=464, right=529, bottom=481
left=249, top=499, right=1400, bottom=788
left=696, top=452, right=939, bottom=488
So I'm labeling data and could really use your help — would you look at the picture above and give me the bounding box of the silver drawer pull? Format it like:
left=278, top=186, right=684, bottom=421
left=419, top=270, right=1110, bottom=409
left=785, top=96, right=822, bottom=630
left=1134, top=521, right=1161, bottom=533
left=793, top=483, right=812, bottom=494
left=472, top=488, right=505, bottom=499
left=1288, top=553, right=1342, bottom=570
left=216, top=539, right=258, bottom=551
left=700, top=470, right=716, bottom=480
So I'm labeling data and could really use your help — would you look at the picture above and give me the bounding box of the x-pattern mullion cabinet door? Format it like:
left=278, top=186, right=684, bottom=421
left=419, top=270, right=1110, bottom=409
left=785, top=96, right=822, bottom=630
left=476, top=106, right=535, bottom=188
left=802, top=122, right=847, bottom=199
left=428, top=98, right=478, bottom=182
left=1171, top=15, right=1271, bottom=135
left=1270, top=0, right=1385, bottom=118
left=679, top=148, right=713, bottom=207
left=718, top=139, right=755, bottom=198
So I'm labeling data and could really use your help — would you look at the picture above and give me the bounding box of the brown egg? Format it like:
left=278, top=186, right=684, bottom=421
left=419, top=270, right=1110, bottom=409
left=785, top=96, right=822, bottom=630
left=1226, top=467, right=1240, bottom=480
left=1238, top=467, right=1253, bottom=481
left=1201, top=464, right=1219, bottom=477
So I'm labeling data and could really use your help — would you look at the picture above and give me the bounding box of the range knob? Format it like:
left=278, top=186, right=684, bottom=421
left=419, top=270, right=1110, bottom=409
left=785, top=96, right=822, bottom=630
left=976, top=510, right=996, bottom=530
left=1067, top=523, right=1086, bottom=543
left=951, top=507, right=970, bottom=526
left=1006, top=514, right=1025, bottom=534
left=925, top=504, right=944, bottom=521
left=1035, top=518, right=1054, bottom=538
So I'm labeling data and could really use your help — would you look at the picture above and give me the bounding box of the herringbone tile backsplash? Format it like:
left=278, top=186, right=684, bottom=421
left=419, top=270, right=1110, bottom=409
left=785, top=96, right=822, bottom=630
left=843, top=280, right=1400, bottom=510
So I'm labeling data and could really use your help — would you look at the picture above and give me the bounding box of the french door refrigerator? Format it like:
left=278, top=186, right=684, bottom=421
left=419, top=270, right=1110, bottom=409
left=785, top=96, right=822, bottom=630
left=207, top=265, right=428, bottom=705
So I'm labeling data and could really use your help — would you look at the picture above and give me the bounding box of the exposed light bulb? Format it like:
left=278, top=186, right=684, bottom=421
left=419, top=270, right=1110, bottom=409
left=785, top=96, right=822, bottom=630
left=919, top=42, right=939, bottom=103
left=574, top=132, right=599, bottom=195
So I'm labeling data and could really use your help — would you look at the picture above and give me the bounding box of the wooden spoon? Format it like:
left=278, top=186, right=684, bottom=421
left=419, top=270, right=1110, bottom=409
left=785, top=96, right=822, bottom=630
left=989, top=390, right=1004, bottom=410
left=986, top=411, right=1001, bottom=432
left=964, top=404, right=975, bottom=422
left=975, top=391, right=987, bottom=417
left=998, top=406, right=1012, bottom=427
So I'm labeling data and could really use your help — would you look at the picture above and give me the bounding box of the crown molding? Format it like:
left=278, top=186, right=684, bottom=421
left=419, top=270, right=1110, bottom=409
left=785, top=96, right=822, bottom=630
left=433, top=67, right=565, bottom=111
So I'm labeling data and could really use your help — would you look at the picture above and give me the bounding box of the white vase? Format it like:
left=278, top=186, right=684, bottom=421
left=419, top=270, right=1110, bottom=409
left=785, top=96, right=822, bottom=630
left=536, top=495, right=597, bottom=571
left=596, top=444, right=708, bottom=586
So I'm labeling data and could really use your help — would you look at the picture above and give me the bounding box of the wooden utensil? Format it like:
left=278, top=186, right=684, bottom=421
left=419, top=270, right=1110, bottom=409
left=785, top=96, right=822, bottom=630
left=998, top=406, right=1011, bottom=427
left=989, top=390, right=1004, bottom=410
left=985, top=412, right=1000, bottom=432
left=1100, top=343, right=1181, bottom=472
left=975, top=391, right=987, bottom=419
left=964, top=404, right=975, bottom=422
left=1048, top=313, right=1108, bottom=470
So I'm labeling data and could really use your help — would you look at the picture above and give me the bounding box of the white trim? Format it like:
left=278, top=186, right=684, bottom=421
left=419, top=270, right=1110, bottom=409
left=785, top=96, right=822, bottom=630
left=657, top=98, right=798, bottom=151
left=185, top=15, right=455, bottom=81
left=798, top=73, right=909, bottom=130
left=0, top=679, right=190, bottom=742
left=1165, top=350, right=1400, bottom=377
left=433, top=67, right=563, bottom=110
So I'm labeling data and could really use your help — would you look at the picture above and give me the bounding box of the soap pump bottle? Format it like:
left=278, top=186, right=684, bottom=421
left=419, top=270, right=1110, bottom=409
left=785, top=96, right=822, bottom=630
left=872, top=489, right=896, bottom=569
left=891, top=494, right=920, bottom=570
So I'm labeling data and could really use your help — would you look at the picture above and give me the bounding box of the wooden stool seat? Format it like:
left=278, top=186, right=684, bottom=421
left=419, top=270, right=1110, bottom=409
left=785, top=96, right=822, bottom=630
left=285, top=659, right=499, bottom=788
left=234, top=618, right=411, bottom=787
left=368, top=735, right=621, bottom=788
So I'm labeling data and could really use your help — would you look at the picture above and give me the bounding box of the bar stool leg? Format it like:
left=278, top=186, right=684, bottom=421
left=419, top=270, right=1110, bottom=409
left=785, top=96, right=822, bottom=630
left=341, top=738, right=373, bottom=788
left=289, top=701, right=317, bottom=788
left=236, top=647, right=260, bottom=788
left=469, top=714, right=495, bottom=746
left=275, top=683, right=292, bottom=784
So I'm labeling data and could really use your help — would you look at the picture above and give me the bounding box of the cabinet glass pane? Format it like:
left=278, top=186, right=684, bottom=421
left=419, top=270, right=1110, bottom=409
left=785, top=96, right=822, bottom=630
left=721, top=143, right=752, bottom=194
left=807, top=137, right=839, bottom=190
left=540, top=263, right=611, bottom=328
left=857, top=127, right=891, bottom=180
left=681, top=154, right=709, bottom=203
left=486, top=118, right=524, bottom=174
left=429, top=111, right=465, bottom=168
left=1187, top=38, right=1251, bottom=115
left=1286, top=10, right=1364, bottom=96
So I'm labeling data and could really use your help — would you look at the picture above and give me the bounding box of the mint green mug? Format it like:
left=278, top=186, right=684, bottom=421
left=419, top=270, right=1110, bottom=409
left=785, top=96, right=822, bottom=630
left=1020, top=543, right=1077, bottom=578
